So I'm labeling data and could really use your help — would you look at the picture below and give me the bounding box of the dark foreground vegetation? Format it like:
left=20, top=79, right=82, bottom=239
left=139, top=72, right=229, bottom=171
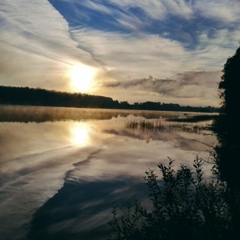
left=108, top=159, right=233, bottom=240
left=0, top=85, right=219, bottom=113
left=107, top=47, right=240, bottom=240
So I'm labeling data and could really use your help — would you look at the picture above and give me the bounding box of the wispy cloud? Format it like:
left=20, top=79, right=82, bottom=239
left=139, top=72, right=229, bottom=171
left=195, top=0, right=240, bottom=24
left=71, top=29, right=190, bottom=79
left=107, top=0, right=193, bottom=20
left=0, top=0, right=239, bottom=106
left=0, top=0, right=99, bottom=90
left=105, top=71, right=220, bottom=99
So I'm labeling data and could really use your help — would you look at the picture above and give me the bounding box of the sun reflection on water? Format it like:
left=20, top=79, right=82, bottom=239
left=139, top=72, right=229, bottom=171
left=70, top=123, right=90, bottom=146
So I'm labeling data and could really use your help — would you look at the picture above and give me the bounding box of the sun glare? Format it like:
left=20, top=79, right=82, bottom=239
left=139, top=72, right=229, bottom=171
left=70, top=124, right=90, bottom=146
left=69, top=65, right=96, bottom=92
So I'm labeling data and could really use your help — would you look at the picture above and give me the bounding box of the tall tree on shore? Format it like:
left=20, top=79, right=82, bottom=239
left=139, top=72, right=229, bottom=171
left=214, top=46, right=240, bottom=188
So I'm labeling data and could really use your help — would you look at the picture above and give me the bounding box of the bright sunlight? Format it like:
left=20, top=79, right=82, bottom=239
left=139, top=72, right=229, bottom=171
left=69, top=64, right=96, bottom=92
left=70, top=124, right=90, bottom=146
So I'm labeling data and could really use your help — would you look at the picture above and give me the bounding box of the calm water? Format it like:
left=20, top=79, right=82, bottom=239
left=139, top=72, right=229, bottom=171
left=0, top=106, right=217, bottom=240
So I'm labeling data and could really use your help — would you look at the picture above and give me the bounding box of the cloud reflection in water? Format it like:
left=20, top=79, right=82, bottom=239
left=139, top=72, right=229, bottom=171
left=0, top=106, right=217, bottom=240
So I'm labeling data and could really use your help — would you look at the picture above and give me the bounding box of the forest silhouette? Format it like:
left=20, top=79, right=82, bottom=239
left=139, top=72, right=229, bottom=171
left=0, top=86, right=218, bottom=113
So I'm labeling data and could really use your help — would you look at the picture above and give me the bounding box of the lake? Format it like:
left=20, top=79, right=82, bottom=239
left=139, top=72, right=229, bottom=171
left=0, top=105, right=217, bottom=240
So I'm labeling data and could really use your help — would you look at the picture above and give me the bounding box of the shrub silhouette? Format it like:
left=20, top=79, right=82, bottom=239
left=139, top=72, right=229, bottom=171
left=108, top=158, right=234, bottom=240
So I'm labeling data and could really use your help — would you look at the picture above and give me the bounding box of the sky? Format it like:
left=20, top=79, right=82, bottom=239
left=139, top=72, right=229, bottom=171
left=0, top=0, right=239, bottom=107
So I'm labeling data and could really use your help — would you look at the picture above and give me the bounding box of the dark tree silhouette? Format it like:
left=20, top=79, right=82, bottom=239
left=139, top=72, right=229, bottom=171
left=0, top=86, right=219, bottom=112
left=213, top=46, right=240, bottom=239
left=214, top=46, right=240, bottom=188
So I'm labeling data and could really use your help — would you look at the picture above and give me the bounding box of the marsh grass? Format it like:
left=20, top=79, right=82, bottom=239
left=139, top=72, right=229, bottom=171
left=168, top=114, right=218, bottom=123
left=125, top=120, right=212, bottom=135
left=125, top=120, right=164, bottom=131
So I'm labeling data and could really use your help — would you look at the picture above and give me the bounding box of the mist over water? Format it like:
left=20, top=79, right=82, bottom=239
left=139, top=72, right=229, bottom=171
left=0, top=106, right=217, bottom=240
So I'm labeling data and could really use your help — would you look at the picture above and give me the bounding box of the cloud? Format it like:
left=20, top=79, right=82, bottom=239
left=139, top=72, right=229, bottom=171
left=179, top=71, right=221, bottom=88
left=101, top=67, right=222, bottom=107
left=71, top=26, right=236, bottom=81
left=49, top=0, right=146, bottom=33
left=194, top=0, right=240, bottom=24
left=0, top=0, right=100, bottom=90
left=104, top=70, right=220, bottom=99
left=71, top=29, right=191, bottom=79
left=0, top=0, right=239, bottom=106
left=80, top=0, right=113, bottom=15
left=106, top=0, right=193, bottom=20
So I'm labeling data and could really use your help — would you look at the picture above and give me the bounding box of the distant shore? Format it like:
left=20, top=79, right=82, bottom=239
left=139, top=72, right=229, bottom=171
left=0, top=86, right=220, bottom=113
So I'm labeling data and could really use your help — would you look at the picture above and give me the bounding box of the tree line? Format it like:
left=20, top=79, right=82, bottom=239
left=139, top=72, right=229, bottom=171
left=0, top=86, right=219, bottom=113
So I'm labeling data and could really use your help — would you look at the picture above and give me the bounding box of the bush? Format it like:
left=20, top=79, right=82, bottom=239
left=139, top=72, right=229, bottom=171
left=108, top=158, right=234, bottom=240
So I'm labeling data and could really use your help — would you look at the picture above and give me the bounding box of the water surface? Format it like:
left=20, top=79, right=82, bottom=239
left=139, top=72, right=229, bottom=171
left=0, top=106, right=217, bottom=240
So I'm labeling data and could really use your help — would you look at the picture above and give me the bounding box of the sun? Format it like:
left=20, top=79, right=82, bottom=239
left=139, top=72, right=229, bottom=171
left=69, top=64, right=96, bottom=92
